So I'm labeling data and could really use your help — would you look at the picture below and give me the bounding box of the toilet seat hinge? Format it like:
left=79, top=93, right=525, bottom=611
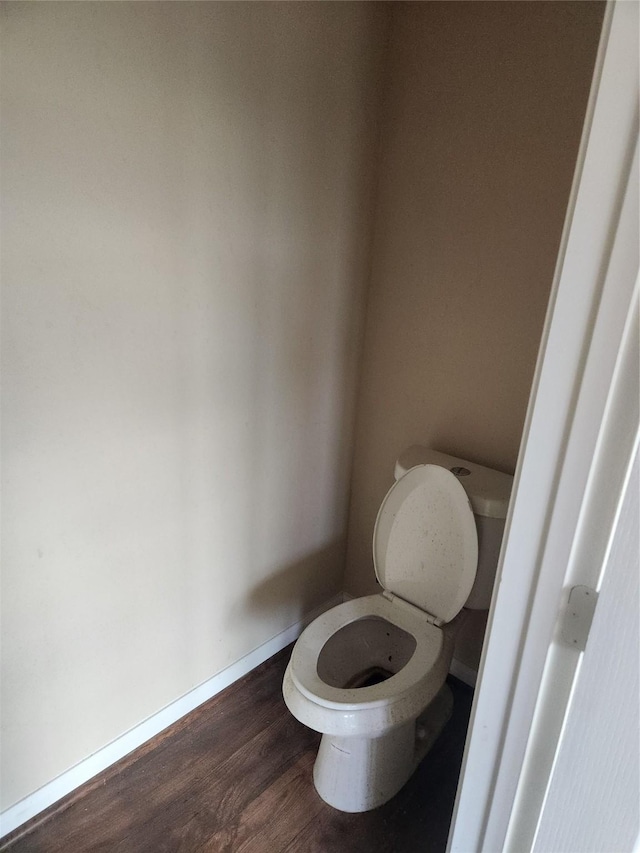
left=382, top=590, right=443, bottom=627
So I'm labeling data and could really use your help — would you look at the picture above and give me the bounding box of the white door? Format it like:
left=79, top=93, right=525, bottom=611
left=505, top=154, right=639, bottom=852
left=448, top=2, right=640, bottom=850
left=532, top=448, right=639, bottom=853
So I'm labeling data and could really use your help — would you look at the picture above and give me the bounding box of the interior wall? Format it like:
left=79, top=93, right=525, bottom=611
left=0, top=2, right=387, bottom=810
left=344, top=1, right=604, bottom=665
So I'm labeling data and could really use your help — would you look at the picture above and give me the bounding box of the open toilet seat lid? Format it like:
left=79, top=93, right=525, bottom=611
left=373, top=464, right=478, bottom=624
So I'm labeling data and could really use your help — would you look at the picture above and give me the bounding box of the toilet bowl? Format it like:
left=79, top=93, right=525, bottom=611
left=282, top=591, right=468, bottom=812
left=283, top=459, right=493, bottom=813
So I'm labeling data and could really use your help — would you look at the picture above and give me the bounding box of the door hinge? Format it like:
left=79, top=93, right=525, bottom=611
left=561, top=585, right=598, bottom=651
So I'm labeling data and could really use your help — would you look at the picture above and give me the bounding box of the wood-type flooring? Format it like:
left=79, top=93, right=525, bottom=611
left=2, top=645, right=473, bottom=853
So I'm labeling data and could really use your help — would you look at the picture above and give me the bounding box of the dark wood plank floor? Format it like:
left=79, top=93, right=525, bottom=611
left=1, top=646, right=473, bottom=853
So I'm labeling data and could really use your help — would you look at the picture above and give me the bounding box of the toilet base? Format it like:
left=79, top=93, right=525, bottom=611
left=312, top=684, right=454, bottom=812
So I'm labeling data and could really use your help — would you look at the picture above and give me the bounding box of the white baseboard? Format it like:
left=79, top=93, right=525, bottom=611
left=0, top=593, right=343, bottom=840
left=449, top=658, right=478, bottom=688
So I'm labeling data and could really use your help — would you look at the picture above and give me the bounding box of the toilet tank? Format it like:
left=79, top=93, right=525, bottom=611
left=394, top=447, right=513, bottom=610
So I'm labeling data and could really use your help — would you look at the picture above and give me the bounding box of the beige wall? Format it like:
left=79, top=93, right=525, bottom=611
left=1, top=0, right=604, bottom=813
left=0, top=2, right=387, bottom=809
left=344, top=0, right=603, bottom=630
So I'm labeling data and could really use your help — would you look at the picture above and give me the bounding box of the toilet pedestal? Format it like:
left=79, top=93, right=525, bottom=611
left=312, top=684, right=454, bottom=812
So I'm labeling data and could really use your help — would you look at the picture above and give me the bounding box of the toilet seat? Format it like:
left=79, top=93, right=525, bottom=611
left=284, top=464, right=479, bottom=744
left=373, top=464, right=478, bottom=624
left=289, top=594, right=444, bottom=711
left=289, top=465, right=478, bottom=717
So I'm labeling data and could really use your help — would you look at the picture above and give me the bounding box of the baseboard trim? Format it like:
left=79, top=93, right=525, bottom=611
left=0, top=593, right=343, bottom=840
left=449, top=658, right=478, bottom=688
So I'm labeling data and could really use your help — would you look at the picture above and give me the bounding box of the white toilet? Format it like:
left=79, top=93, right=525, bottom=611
left=282, top=447, right=512, bottom=813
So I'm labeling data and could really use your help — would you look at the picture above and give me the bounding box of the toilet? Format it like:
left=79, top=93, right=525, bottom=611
left=282, top=447, right=512, bottom=813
